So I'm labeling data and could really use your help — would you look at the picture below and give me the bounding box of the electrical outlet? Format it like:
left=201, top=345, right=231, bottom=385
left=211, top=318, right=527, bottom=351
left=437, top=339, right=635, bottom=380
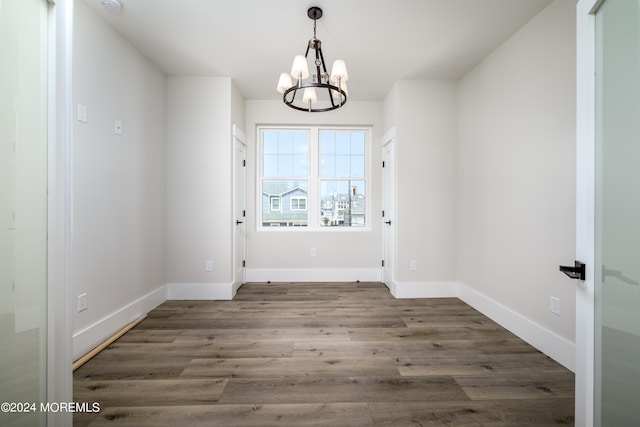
left=550, top=296, right=560, bottom=315
left=77, top=104, right=87, bottom=123
left=78, top=293, right=88, bottom=312
left=114, top=120, right=122, bottom=135
left=205, top=260, right=213, bottom=272
left=310, top=248, right=317, bottom=257
left=410, top=260, right=417, bottom=271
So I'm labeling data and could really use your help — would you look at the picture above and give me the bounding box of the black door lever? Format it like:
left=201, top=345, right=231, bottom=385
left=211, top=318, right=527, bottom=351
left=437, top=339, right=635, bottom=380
left=384, top=220, right=391, bottom=225
left=236, top=220, right=244, bottom=225
left=559, top=261, right=586, bottom=281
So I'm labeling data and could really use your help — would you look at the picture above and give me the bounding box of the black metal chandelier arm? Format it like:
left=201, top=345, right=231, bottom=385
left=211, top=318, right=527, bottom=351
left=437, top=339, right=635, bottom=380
left=285, top=86, right=298, bottom=104
left=282, top=82, right=347, bottom=112
left=326, top=85, right=337, bottom=108
left=314, top=48, right=323, bottom=83
left=317, top=47, right=329, bottom=77
left=315, top=46, right=337, bottom=106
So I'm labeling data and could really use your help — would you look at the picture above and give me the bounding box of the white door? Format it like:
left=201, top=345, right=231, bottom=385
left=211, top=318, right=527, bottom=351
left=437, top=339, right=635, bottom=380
left=577, top=1, right=640, bottom=425
left=0, top=0, right=49, bottom=425
left=382, top=134, right=396, bottom=291
left=233, top=126, right=246, bottom=292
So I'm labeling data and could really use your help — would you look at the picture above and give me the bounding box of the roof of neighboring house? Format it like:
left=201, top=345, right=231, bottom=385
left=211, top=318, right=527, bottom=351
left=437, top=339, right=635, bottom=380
left=262, top=181, right=308, bottom=197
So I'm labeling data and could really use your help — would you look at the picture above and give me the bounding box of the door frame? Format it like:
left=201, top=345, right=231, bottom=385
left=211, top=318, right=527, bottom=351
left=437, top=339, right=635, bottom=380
left=47, top=0, right=75, bottom=424
left=381, top=127, right=396, bottom=293
left=576, top=1, right=602, bottom=425
left=232, top=124, right=246, bottom=294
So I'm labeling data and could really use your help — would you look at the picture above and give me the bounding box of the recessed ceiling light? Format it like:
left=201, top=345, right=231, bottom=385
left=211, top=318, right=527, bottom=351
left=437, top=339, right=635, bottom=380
left=101, top=0, right=122, bottom=12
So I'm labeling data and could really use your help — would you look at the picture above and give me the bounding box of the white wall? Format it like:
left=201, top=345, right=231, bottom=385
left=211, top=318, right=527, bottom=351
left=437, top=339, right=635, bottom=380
left=71, top=1, right=167, bottom=359
left=231, top=81, right=245, bottom=135
left=457, top=0, right=576, bottom=351
left=166, top=77, right=238, bottom=295
left=390, top=81, right=458, bottom=286
left=244, top=100, right=384, bottom=282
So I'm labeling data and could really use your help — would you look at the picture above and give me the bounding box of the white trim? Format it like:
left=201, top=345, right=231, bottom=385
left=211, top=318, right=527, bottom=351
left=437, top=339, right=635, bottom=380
left=232, top=125, right=246, bottom=294
left=391, top=281, right=457, bottom=299
left=382, top=279, right=396, bottom=293
left=246, top=268, right=381, bottom=283
left=167, top=282, right=236, bottom=300
left=381, top=134, right=396, bottom=295
left=457, top=282, right=575, bottom=372
left=389, top=280, right=575, bottom=371
left=232, top=281, right=244, bottom=296
left=576, top=0, right=599, bottom=425
left=48, top=0, right=74, bottom=424
left=232, top=124, right=246, bottom=143
left=72, top=286, right=166, bottom=360
left=382, top=126, right=397, bottom=145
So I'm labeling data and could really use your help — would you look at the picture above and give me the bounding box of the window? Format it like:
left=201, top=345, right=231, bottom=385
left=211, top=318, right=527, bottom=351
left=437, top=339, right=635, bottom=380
left=259, top=127, right=369, bottom=230
left=290, top=196, right=307, bottom=211
left=261, top=129, right=309, bottom=227
left=319, top=130, right=366, bottom=228
left=270, top=196, right=281, bottom=211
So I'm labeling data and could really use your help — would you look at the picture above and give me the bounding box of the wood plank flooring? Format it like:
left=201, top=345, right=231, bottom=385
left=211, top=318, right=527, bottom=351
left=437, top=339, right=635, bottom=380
left=73, top=282, right=575, bottom=426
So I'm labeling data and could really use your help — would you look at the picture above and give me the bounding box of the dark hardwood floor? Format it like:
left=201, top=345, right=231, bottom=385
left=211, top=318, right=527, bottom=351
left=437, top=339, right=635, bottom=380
left=73, top=282, right=574, bottom=426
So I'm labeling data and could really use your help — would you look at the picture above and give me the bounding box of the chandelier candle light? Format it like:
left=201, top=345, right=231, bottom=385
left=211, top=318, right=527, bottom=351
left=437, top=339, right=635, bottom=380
left=277, top=7, right=348, bottom=112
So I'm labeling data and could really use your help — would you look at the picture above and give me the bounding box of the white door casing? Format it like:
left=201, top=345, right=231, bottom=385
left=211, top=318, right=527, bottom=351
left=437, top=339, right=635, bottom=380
left=382, top=129, right=396, bottom=292
left=233, top=125, right=246, bottom=293
left=576, top=1, right=599, bottom=425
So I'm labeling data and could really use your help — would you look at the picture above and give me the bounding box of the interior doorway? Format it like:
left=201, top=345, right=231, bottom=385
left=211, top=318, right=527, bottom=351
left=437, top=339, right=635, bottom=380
left=381, top=131, right=396, bottom=291
left=232, top=125, right=246, bottom=293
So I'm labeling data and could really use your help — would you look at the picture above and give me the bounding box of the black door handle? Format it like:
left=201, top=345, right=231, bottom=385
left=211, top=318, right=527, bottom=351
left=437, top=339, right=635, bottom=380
left=236, top=220, right=244, bottom=225
left=559, top=261, right=586, bottom=281
left=384, top=220, right=391, bottom=225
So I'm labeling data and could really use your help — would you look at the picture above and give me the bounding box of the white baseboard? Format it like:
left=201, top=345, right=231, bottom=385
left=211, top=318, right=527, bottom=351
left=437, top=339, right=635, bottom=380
left=382, top=279, right=395, bottom=294
left=232, top=280, right=244, bottom=296
left=389, top=280, right=575, bottom=371
left=72, top=285, right=167, bottom=360
left=245, top=268, right=382, bottom=283
left=457, top=282, right=575, bottom=372
left=167, top=282, right=236, bottom=300
left=391, top=281, right=457, bottom=299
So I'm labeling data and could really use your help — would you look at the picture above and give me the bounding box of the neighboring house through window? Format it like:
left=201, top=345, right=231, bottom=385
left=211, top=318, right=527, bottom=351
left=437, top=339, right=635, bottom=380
left=259, top=127, right=369, bottom=230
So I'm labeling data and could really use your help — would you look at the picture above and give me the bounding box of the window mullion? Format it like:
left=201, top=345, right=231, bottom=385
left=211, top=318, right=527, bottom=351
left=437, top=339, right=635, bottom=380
left=308, top=127, right=320, bottom=230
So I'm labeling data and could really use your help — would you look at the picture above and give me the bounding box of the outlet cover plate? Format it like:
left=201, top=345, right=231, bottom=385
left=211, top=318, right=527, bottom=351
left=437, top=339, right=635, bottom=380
left=78, top=293, right=88, bottom=312
left=550, top=296, right=560, bottom=315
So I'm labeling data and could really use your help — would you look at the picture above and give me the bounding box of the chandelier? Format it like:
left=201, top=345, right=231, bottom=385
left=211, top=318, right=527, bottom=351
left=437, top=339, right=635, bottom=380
left=276, top=7, right=348, bottom=112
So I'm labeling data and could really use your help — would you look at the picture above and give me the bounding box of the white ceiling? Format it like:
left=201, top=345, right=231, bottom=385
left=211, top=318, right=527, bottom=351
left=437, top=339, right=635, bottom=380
left=82, top=0, right=553, bottom=102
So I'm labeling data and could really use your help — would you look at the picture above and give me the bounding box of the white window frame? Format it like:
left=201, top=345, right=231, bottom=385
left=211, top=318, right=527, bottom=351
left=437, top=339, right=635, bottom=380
left=270, top=196, right=281, bottom=211
left=290, top=196, right=307, bottom=211
left=257, top=126, right=371, bottom=231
